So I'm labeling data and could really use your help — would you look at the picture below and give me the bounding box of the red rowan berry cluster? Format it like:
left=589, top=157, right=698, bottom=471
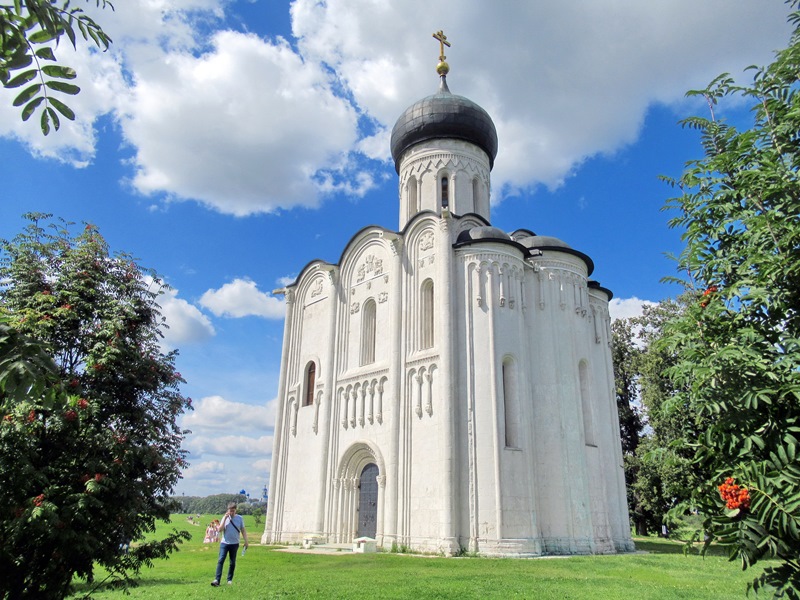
left=700, top=286, right=718, bottom=308
left=718, top=477, right=751, bottom=510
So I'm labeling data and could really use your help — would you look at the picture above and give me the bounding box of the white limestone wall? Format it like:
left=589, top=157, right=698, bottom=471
left=397, top=139, right=491, bottom=229
left=265, top=215, right=633, bottom=555
left=265, top=265, right=338, bottom=543
left=453, top=244, right=542, bottom=555
left=328, top=229, right=401, bottom=546
left=588, top=288, right=635, bottom=551
left=397, top=217, right=448, bottom=552
left=525, top=250, right=596, bottom=554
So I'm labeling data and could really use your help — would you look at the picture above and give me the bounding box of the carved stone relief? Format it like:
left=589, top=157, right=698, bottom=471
left=357, top=254, right=384, bottom=283
left=310, top=277, right=323, bottom=297
left=420, top=231, right=434, bottom=251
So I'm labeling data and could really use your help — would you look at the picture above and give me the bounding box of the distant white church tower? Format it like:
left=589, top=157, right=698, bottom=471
left=262, top=32, right=633, bottom=556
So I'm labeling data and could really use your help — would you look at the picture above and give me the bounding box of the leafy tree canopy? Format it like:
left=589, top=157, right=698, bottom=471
left=612, top=297, right=702, bottom=536
left=0, top=214, right=191, bottom=599
left=661, top=2, right=800, bottom=596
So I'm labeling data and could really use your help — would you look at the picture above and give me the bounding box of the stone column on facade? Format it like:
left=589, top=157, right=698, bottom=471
left=262, top=287, right=295, bottom=544
left=463, top=256, right=480, bottom=553
left=487, top=262, right=504, bottom=542
left=436, top=211, right=458, bottom=553
left=382, top=230, right=403, bottom=548
left=518, top=265, right=541, bottom=550
left=316, top=267, right=338, bottom=539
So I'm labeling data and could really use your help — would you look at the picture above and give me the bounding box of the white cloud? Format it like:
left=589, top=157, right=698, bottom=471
left=176, top=390, right=278, bottom=496
left=2, top=0, right=793, bottom=214
left=158, top=285, right=216, bottom=348
left=182, top=395, right=274, bottom=432
left=187, top=434, right=274, bottom=458
left=199, top=278, right=285, bottom=319
left=121, top=29, right=365, bottom=215
left=608, top=297, right=657, bottom=322
left=291, top=0, right=793, bottom=199
left=250, top=459, right=272, bottom=473
left=182, top=460, right=226, bottom=480
left=276, top=275, right=297, bottom=287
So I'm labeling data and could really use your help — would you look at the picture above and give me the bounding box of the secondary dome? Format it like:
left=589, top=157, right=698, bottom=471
left=390, top=76, right=498, bottom=173
left=455, top=225, right=512, bottom=245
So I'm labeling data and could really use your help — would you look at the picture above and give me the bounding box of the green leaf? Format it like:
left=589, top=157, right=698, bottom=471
left=34, top=47, right=57, bottom=61
left=64, top=21, right=77, bottom=48
left=44, top=80, right=80, bottom=95
left=13, top=83, right=41, bottom=107
left=21, top=96, right=45, bottom=121
left=4, top=51, right=33, bottom=71
left=41, top=65, right=77, bottom=80
left=29, top=29, right=58, bottom=44
left=5, top=69, right=38, bottom=88
left=40, top=107, right=50, bottom=135
left=46, top=106, right=60, bottom=132
left=48, top=96, right=74, bottom=120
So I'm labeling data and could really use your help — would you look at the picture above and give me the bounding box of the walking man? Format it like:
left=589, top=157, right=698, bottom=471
left=211, top=502, right=249, bottom=586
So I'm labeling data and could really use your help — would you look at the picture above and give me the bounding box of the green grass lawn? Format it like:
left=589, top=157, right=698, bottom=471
left=73, top=515, right=762, bottom=600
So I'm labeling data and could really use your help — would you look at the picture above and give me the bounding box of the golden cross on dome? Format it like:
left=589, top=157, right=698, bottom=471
left=432, top=30, right=450, bottom=62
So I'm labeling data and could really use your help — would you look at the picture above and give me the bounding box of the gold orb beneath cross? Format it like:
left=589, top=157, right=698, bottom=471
left=436, top=60, right=450, bottom=75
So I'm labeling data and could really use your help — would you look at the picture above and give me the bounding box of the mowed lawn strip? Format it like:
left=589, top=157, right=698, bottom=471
left=74, top=516, right=763, bottom=600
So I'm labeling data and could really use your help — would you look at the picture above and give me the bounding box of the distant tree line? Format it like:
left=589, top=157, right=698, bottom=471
left=173, top=493, right=267, bottom=516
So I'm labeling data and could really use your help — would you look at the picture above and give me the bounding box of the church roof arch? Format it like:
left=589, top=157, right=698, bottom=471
left=285, top=259, right=338, bottom=300
left=398, top=209, right=440, bottom=236
left=336, top=226, right=398, bottom=287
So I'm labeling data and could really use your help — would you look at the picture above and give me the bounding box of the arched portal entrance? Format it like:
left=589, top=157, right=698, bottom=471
left=331, top=442, right=385, bottom=544
left=357, top=463, right=379, bottom=538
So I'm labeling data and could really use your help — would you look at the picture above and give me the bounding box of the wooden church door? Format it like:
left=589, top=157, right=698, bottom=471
left=356, top=463, right=379, bottom=538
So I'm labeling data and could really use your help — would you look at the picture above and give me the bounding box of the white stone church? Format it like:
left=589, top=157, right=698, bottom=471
left=262, top=40, right=634, bottom=557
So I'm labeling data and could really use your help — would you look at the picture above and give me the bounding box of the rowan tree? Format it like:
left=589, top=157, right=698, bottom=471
left=0, top=214, right=191, bottom=599
left=661, top=3, right=800, bottom=595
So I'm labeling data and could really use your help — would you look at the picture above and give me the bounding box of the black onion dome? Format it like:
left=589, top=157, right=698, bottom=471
left=390, top=76, right=498, bottom=173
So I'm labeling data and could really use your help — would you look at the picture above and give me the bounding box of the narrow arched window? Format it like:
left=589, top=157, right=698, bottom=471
left=472, top=177, right=481, bottom=213
left=503, top=358, right=519, bottom=448
left=421, top=279, right=434, bottom=349
left=579, top=361, right=596, bottom=446
left=361, top=299, right=376, bottom=365
left=440, top=176, right=449, bottom=209
left=408, top=176, right=418, bottom=219
left=304, top=361, right=316, bottom=407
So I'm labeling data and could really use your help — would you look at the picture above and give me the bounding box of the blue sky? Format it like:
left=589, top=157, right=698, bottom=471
left=0, top=0, right=793, bottom=499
